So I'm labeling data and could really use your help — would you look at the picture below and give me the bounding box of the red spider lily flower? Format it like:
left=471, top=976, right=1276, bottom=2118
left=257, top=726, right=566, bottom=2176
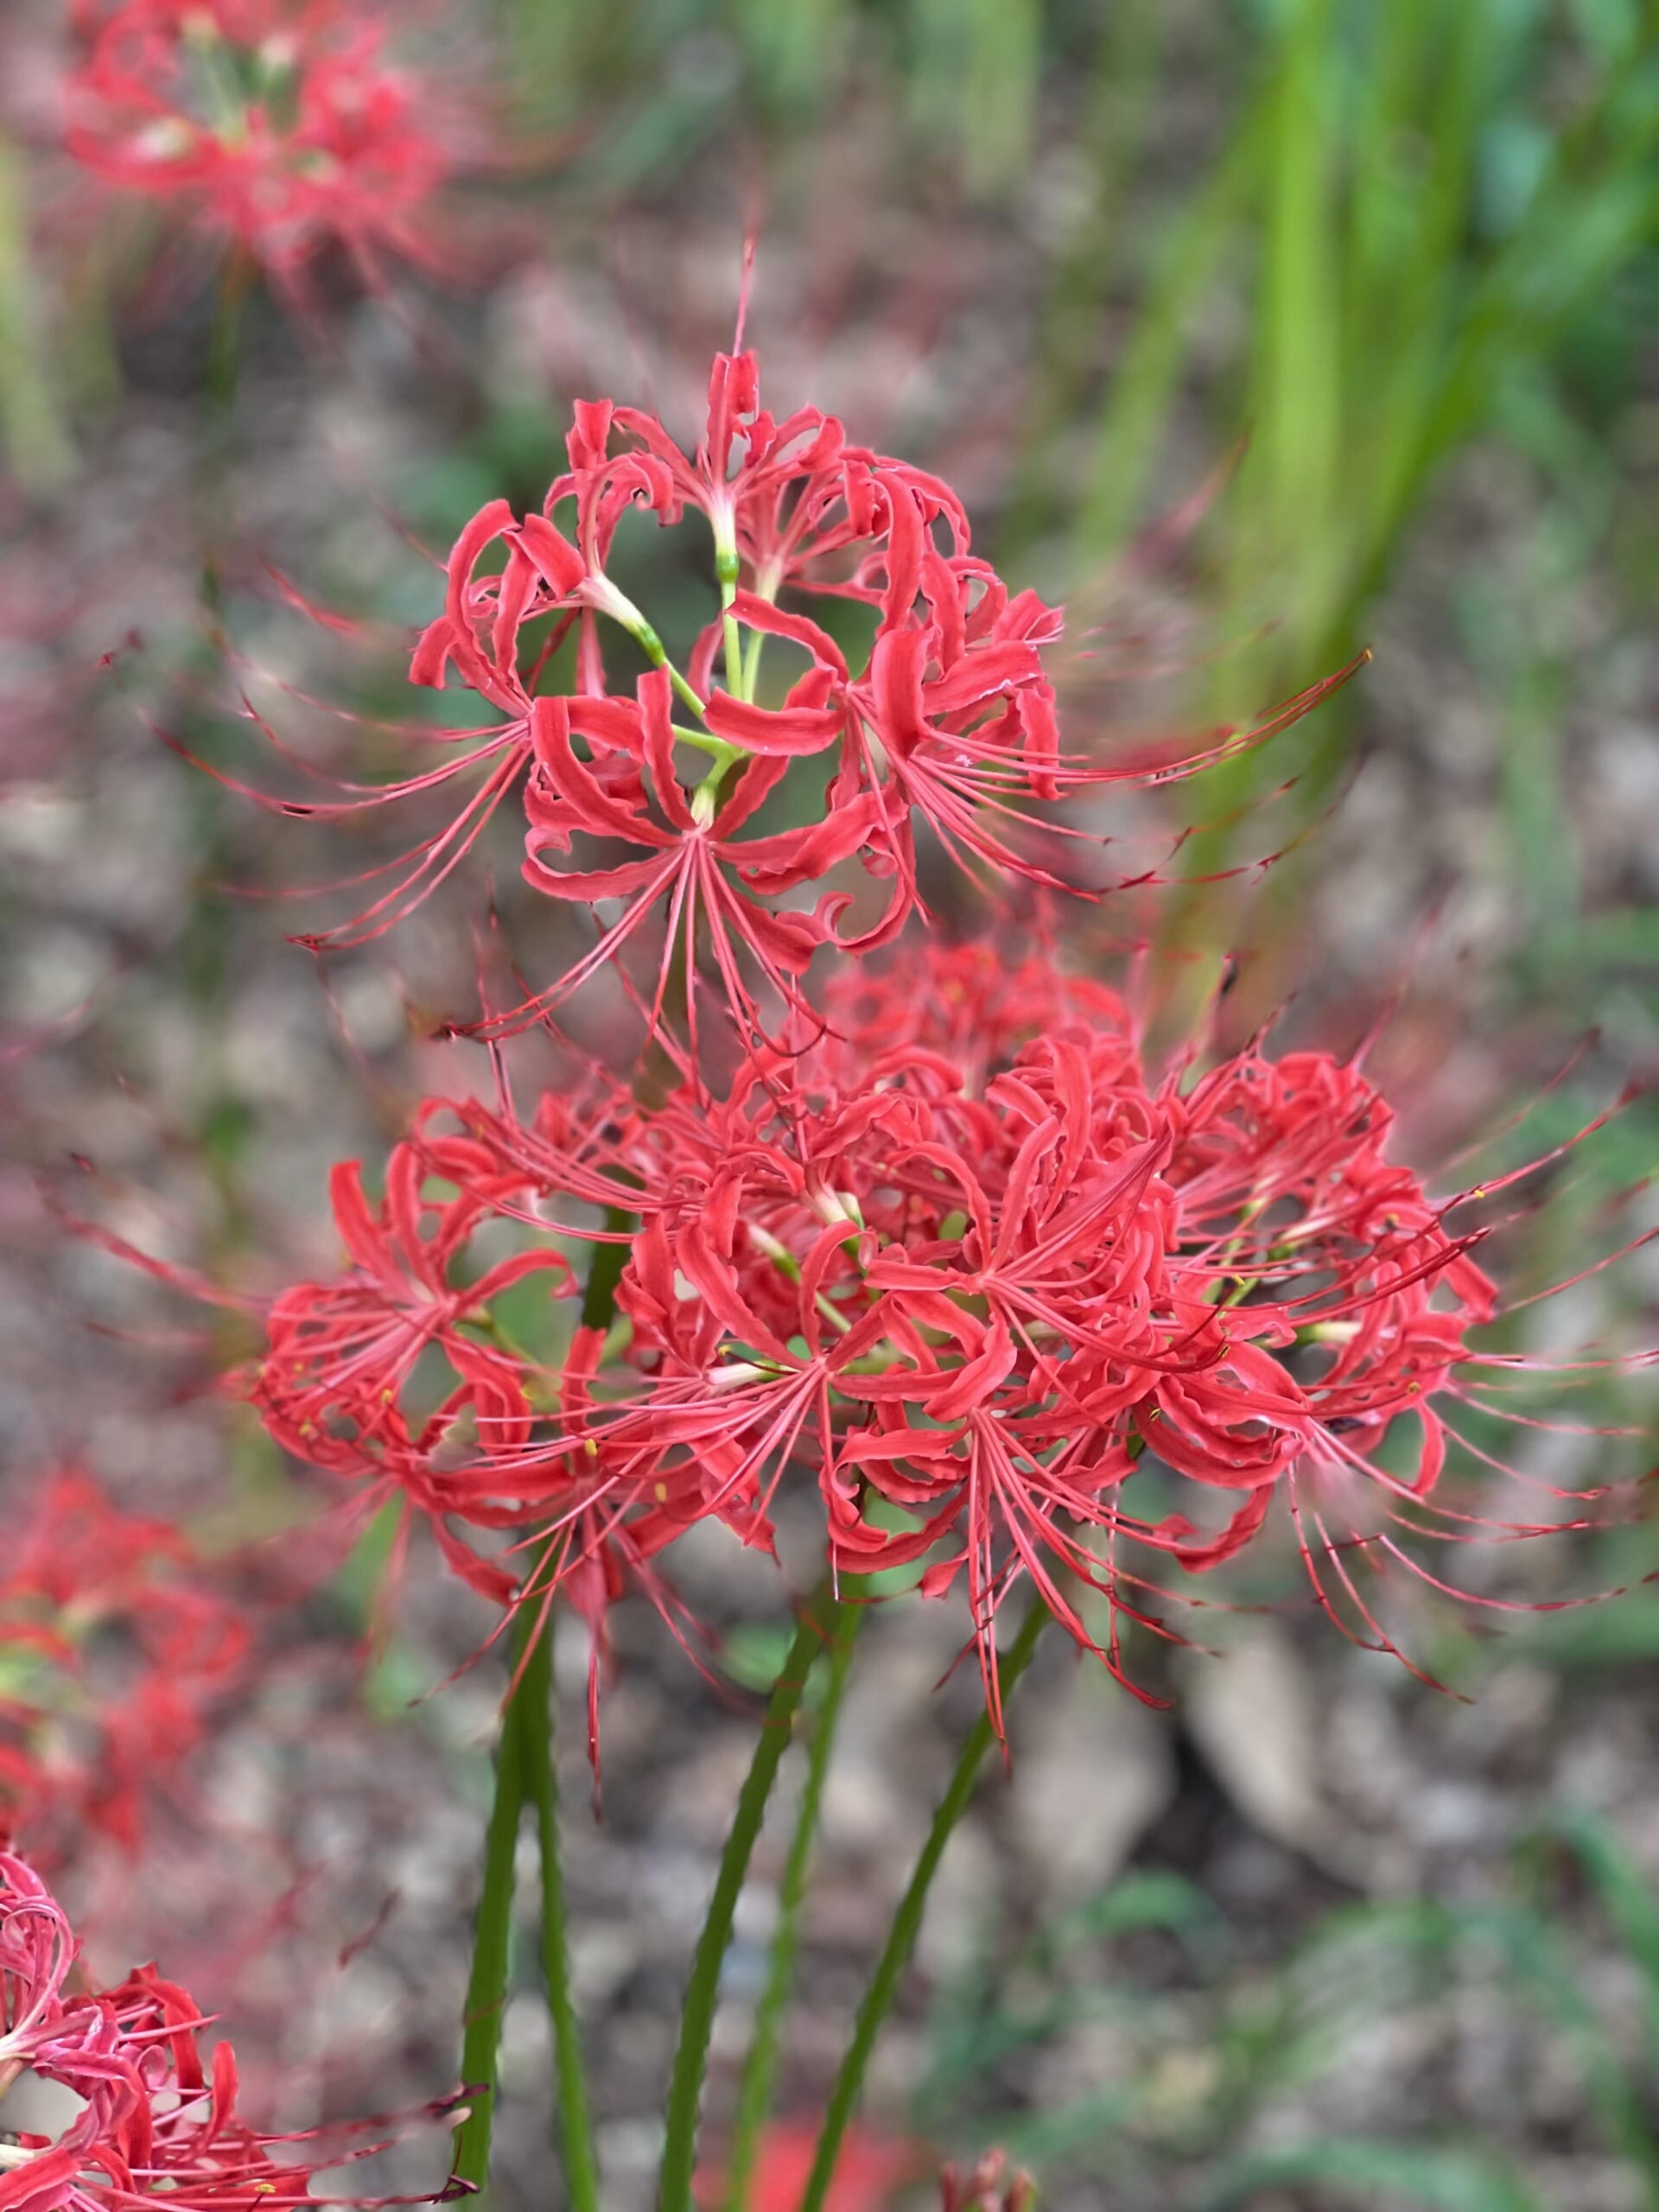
left=423, top=1020, right=1191, bottom=1719
left=817, top=938, right=1147, bottom=1099
left=251, top=1130, right=578, bottom=1603
left=0, top=1853, right=82, bottom=2076
left=65, top=0, right=465, bottom=302
left=0, top=1850, right=462, bottom=2210
left=601, top=349, right=969, bottom=606
left=409, top=351, right=969, bottom=699
left=235, top=931, right=1641, bottom=1726
left=242, top=1086, right=747, bottom=1656
left=505, top=675, right=880, bottom=1053
left=0, top=1473, right=248, bottom=1863
left=1139, top=1044, right=1520, bottom=1676
left=410, top=366, right=1338, bottom=976
left=236, top=348, right=1356, bottom=1046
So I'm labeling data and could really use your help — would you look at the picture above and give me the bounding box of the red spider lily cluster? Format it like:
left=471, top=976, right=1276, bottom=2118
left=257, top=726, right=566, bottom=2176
left=246, top=931, right=1580, bottom=1734
left=64, top=0, right=462, bottom=298
left=53, top=292, right=1653, bottom=2212
left=0, top=1850, right=451, bottom=2211
left=228, top=350, right=1352, bottom=1053
left=179, top=345, right=1644, bottom=1752
left=0, top=1474, right=246, bottom=1863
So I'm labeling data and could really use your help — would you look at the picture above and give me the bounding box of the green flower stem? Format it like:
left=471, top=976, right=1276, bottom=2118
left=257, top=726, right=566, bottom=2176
left=798, top=1598, right=1050, bottom=2212
left=658, top=1586, right=851, bottom=2212
left=207, top=246, right=252, bottom=424
left=197, top=245, right=254, bottom=617
left=740, top=624, right=766, bottom=705
left=518, top=1611, right=603, bottom=2212
left=451, top=1226, right=633, bottom=2202
left=723, top=1603, right=865, bottom=2212
left=450, top=1610, right=537, bottom=2199
left=629, top=620, right=709, bottom=725
left=719, top=580, right=745, bottom=705
left=671, top=722, right=743, bottom=769
left=581, top=1209, right=634, bottom=1330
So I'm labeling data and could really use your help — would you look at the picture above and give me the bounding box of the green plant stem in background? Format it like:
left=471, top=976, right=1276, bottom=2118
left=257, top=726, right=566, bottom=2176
left=518, top=1611, right=602, bottom=2212
left=580, top=1208, right=633, bottom=1331
left=798, top=1598, right=1049, bottom=2212
left=658, top=1586, right=852, bottom=2212
left=1037, top=0, right=1659, bottom=1034
left=0, top=134, right=73, bottom=492
left=207, top=248, right=253, bottom=423
left=198, top=247, right=255, bottom=615
left=723, top=1603, right=866, bottom=2212
left=450, top=1609, right=537, bottom=2199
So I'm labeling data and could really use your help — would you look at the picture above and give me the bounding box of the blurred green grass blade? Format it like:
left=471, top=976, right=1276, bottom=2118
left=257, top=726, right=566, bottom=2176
left=916, top=1872, right=1213, bottom=2116
left=0, top=136, right=73, bottom=492
left=1000, top=0, right=1167, bottom=550
left=1346, top=0, right=1497, bottom=607
left=1459, top=594, right=1581, bottom=938
left=963, top=0, right=1041, bottom=196
left=1019, top=1869, right=1217, bottom=1970
left=1539, top=907, right=1659, bottom=975
left=1075, top=105, right=1266, bottom=557
left=1567, top=0, right=1643, bottom=57
left=1409, top=35, right=1659, bottom=515
left=1549, top=1810, right=1659, bottom=2075
left=1456, top=1900, right=1659, bottom=2190
left=995, top=2082, right=1147, bottom=2165
left=1253, top=0, right=1342, bottom=594
left=909, top=0, right=1041, bottom=195
left=1501, top=685, right=1579, bottom=938
left=1204, top=2138, right=1548, bottom=2211
left=731, top=0, right=849, bottom=110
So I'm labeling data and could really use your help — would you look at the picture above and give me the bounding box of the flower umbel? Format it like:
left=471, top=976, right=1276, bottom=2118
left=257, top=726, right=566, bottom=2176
left=66, top=0, right=466, bottom=300
left=239, top=939, right=1626, bottom=1734
left=223, top=347, right=1355, bottom=1053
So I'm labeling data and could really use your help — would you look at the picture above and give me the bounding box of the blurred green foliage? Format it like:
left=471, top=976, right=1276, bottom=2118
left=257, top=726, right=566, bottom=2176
left=915, top=1812, right=1659, bottom=2208
left=1018, top=0, right=1658, bottom=1054
left=494, top=0, right=1069, bottom=193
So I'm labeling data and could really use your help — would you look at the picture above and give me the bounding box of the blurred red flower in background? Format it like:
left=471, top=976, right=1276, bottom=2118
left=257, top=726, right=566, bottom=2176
left=695, top=2120, right=918, bottom=2212
left=64, top=0, right=465, bottom=299
left=0, top=1473, right=247, bottom=1863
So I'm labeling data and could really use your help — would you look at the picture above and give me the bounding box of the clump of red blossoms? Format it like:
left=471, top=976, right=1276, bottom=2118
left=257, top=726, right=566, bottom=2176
left=244, top=935, right=1611, bottom=1732
left=134, top=341, right=1643, bottom=1745
left=0, top=1472, right=247, bottom=1864
left=64, top=0, right=464, bottom=300
left=0, top=1848, right=454, bottom=2209
left=116, top=327, right=1652, bottom=2212
left=226, top=349, right=1354, bottom=1055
